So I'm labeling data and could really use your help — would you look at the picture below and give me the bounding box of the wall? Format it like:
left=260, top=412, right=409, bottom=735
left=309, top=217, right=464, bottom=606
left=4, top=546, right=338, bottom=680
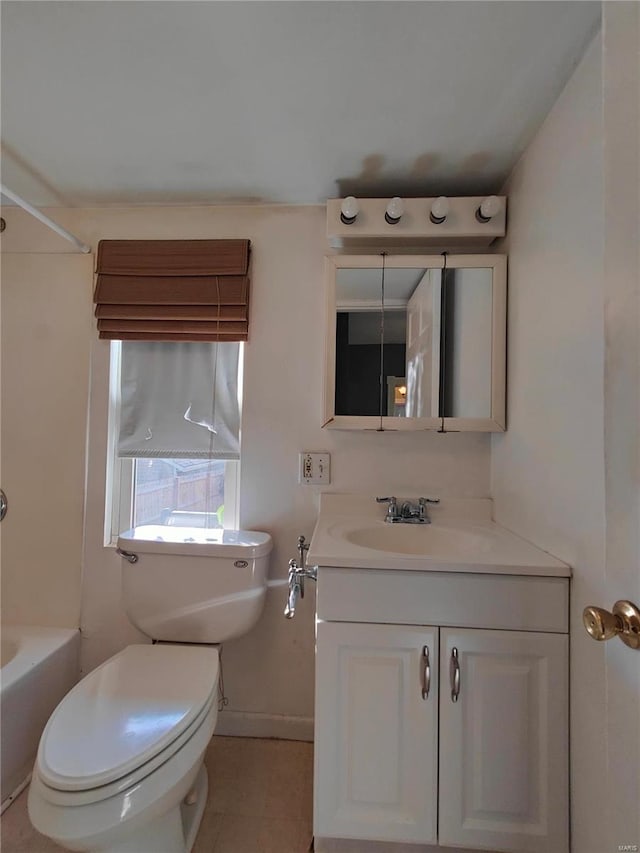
left=0, top=253, right=93, bottom=628
left=1, top=205, right=491, bottom=736
left=491, top=35, right=606, bottom=853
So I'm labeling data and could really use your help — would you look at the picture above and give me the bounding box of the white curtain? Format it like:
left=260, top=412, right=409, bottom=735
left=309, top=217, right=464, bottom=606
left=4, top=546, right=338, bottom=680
left=118, top=341, right=240, bottom=458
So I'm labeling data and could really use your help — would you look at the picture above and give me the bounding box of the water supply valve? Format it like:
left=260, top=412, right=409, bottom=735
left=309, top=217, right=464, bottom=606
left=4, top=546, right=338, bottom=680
left=284, top=535, right=317, bottom=619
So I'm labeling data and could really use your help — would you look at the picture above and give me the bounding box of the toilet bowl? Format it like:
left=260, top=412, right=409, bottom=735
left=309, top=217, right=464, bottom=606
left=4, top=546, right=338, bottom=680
left=28, top=527, right=272, bottom=853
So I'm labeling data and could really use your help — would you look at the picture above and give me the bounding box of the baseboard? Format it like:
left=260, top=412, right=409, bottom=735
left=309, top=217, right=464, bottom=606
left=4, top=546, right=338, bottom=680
left=214, top=710, right=314, bottom=742
left=1, top=772, right=31, bottom=815
left=315, top=838, right=477, bottom=853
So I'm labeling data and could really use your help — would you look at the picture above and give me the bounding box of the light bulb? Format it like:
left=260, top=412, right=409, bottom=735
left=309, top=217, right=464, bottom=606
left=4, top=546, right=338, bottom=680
left=340, top=196, right=359, bottom=225
left=430, top=196, right=450, bottom=224
left=476, top=195, right=503, bottom=222
left=385, top=197, right=404, bottom=225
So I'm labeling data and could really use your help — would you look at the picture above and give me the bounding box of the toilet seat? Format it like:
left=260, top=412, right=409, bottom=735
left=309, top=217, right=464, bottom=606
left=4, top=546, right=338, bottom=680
left=36, top=644, right=219, bottom=798
left=35, top=693, right=216, bottom=807
left=29, top=700, right=218, bottom=852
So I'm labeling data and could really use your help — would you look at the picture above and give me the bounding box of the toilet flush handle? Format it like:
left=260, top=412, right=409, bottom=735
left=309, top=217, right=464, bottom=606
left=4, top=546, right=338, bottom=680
left=116, top=547, right=138, bottom=564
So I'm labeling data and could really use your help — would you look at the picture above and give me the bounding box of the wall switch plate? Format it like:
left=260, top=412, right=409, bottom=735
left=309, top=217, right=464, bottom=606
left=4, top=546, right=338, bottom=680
left=299, top=452, right=331, bottom=485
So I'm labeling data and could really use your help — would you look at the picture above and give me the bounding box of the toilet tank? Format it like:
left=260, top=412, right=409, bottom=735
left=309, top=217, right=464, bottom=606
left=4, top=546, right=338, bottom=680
left=118, top=526, right=272, bottom=643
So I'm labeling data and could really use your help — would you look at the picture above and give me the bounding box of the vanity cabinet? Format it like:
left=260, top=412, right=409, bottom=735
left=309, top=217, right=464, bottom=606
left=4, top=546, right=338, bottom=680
left=314, top=568, right=569, bottom=853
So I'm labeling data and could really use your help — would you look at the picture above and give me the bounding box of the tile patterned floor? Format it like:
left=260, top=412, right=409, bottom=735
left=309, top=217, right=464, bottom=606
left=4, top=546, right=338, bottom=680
left=0, top=737, right=314, bottom=853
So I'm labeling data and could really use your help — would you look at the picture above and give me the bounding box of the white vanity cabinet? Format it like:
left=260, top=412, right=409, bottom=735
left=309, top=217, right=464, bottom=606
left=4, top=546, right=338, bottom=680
left=314, top=567, right=570, bottom=853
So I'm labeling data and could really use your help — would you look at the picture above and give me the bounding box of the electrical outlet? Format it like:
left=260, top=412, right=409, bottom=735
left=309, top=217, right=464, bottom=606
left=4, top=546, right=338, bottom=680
left=299, top=452, right=331, bottom=485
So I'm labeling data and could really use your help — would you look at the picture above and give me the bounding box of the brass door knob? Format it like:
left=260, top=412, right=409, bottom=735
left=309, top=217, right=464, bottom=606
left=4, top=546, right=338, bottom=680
left=583, top=606, right=620, bottom=640
left=583, top=601, right=640, bottom=649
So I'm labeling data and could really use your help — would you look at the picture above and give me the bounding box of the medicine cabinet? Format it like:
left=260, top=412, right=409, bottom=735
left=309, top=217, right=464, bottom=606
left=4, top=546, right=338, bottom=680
left=323, top=254, right=506, bottom=432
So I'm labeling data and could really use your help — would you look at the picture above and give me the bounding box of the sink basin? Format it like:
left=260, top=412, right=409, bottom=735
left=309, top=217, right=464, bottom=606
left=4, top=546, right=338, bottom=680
left=330, top=521, right=498, bottom=558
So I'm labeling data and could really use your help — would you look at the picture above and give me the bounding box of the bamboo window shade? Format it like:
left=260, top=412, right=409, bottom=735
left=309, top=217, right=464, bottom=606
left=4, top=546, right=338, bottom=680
left=94, top=239, right=251, bottom=341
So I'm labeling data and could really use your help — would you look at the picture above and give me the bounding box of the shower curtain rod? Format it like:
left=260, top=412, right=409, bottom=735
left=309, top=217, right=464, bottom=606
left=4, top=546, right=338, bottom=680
left=0, top=183, right=91, bottom=254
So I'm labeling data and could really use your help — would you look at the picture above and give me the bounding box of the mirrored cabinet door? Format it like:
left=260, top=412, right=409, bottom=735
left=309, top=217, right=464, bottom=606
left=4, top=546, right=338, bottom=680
left=323, top=254, right=506, bottom=432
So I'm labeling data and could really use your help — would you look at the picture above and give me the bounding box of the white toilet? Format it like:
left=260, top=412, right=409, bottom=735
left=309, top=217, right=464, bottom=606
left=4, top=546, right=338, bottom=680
left=28, top=526, right=272, bottom=853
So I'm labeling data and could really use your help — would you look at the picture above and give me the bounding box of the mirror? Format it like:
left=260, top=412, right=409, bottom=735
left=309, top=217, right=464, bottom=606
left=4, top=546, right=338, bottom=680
left=324, top=254, right=506, bottom=431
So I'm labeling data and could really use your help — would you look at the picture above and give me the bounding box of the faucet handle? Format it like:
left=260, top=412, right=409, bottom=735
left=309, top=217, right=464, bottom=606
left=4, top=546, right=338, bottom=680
left=376, top=496, right=399, bottom=520
left=418, top=497, right=439, bottom=522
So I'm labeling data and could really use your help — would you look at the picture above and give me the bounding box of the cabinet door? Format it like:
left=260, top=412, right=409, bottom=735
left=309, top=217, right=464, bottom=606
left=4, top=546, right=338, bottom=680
left=439, top=629, right=569, bottom=853
left=314, top=621, right=438, bottom=844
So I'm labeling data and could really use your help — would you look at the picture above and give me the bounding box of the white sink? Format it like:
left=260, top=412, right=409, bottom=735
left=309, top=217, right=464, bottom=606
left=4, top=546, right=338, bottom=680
left=336, top=522, right=498, bottom=558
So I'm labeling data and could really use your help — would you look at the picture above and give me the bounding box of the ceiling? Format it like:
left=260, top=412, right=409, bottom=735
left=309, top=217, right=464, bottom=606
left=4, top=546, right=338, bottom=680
left=1, top=1, right=600, bottom=207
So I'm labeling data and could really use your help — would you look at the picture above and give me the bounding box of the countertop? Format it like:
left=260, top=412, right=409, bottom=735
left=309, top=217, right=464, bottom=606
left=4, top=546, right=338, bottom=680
left=307, top=494, right=571, bottom=577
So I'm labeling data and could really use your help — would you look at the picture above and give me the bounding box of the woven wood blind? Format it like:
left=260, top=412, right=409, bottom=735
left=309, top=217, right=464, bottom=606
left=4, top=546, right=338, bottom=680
left=94, top=239, right=251, bottom=341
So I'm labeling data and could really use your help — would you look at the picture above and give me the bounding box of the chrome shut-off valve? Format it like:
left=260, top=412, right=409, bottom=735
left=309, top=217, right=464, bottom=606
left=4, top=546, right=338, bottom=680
left=284, top=535, right=317, bottom=619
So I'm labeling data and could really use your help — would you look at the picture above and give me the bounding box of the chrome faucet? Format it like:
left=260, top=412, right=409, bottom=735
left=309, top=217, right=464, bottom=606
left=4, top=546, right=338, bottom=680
left=377, top=496, right=440, bottom=524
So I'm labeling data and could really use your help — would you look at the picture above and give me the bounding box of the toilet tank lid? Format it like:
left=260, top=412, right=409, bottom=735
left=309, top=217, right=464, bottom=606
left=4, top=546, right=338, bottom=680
left=118, top=525, right=272, bottom=559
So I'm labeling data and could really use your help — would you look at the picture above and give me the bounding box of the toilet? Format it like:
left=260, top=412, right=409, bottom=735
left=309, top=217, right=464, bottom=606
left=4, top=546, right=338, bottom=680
left=28, top=526, right=272, bottom=853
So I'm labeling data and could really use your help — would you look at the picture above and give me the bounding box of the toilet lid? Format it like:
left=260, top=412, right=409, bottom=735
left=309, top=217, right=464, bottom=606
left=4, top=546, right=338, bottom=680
left=37, top=644, right=219, bottom=792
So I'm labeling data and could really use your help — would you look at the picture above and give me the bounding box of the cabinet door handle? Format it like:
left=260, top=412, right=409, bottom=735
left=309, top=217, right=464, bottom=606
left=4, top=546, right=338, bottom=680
left=450, top=647, right=460, bottom=702
left=421, top=645, right=431, bottom=699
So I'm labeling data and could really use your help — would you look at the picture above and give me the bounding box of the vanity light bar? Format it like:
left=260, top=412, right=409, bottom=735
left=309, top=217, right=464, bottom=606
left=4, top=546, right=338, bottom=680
left=327, top=196, right=506, bottom=248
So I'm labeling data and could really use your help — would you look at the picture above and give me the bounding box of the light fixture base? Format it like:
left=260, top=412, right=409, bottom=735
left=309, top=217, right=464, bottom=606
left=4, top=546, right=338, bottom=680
left=327, top=197, right=506, bottom=248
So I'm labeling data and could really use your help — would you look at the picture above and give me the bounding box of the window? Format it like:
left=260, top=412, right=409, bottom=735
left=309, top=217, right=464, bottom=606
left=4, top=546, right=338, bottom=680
left=105, top=340, right=242, bottom=543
